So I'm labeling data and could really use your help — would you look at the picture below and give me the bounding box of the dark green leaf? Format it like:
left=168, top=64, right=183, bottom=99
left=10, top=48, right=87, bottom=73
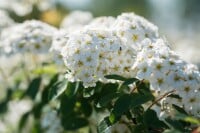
left=143, top=109, right=167, bottom=129
left=62, top=117, right=88, bottom=130
left=0, top=100, right=8, bottom=114
left=65, top=81, right=80, bottom=97
left=80, top=100, right=93, bottom=117
left=97, top=92, right=121, bottom=108
left=130, top=93, right=153, bottom=108
left=172, top=104, right=188, bottom=115
left=163, top=129, right=182, bottom=133
left=48, top=79, right=68, bottom=101
left=122, top=78, right=139, bottom=86
left=105, top=75, right=127, bottom=81
left=132, top=124, right=147, bottom=133
left=112, top=94, right=132, bottom=116
left=164, top=118, right=184, bottom=131
left=24, top=77, right=42, bottom=99
left=19, top=112, right=30, bottom=130
left=60, top=95, right=76, bottom=115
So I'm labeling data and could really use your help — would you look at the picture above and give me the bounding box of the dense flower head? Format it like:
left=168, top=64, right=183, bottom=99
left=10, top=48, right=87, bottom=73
left=0, top=20, right=57, bottom=55
left=61, top=29, right=135, bottom=87
left=112, top=12, right=159, bottom=51
left=60, top=11, right=93, bottom=32
left=133, top=38, right=200, bottom=117
left=59, top=12, right=200, bottom=117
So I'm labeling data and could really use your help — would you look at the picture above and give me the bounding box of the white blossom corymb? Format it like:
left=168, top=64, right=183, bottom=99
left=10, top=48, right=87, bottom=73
left=0, top=10, right=14, bottom=33
left=60, top=11, right=93, bottom=33
left=61, top=29, right=135, bottom=87
left=50, top=30, right=68, bottom=64
left=60, top=12, right=200, bottom=117
left=133, top=38, right=200, bottom=117
left=0, top=20, right=57, bottom=55
left=112, top=12, right=159, bottom=51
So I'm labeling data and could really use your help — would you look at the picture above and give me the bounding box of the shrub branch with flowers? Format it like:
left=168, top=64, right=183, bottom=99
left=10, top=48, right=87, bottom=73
left=0, top=10, right=200, bottom=133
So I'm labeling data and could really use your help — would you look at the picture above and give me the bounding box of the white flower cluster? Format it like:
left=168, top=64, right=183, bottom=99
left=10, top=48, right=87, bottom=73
left=0, top=10, right=15, bottom=56
left=50, top=30, right=68, bottom=64
left=59, top=12, right=200, bottom=116
left=61, top=12, right=159, bottom=87
left=0, top=10, right=14, bottom=33
left=0, top=0, right=55, bottom=16
left=61, top=30, right=135, bottom=87
left=133, top=38, right=200, bottom=116
left=61, top=11, right=93, bottom=32
left=0, top=20, right=57, bottom=55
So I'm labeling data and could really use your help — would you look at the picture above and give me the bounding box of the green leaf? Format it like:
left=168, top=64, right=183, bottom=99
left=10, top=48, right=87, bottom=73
left=97, top=92, right=121, bottom=108
left=172, top=105, right=200, bottom=125
left=42, top=74, right=59, bottom=104
left=48, top=79, right=68, bottom=101
left=19, top=112, right=30, bottom=130
left=105, top=75, right=127, bottom=81
left=65, top=81, right=80, bottom=98
left=136, top=81, right=152, bottom=95
left=122, top=78, right=139, bottom=86
left=113, top=93, right=153, bottom=117
left=109, top=113, right=117, bottom=124
left=172, top=104, right=188, bottom=115
left=62, top=117, right=88, bottom=130
left=97, top=117, right=112, bottom=133
left=24, top=77, right=42, bottom=100
left=112, top=94, right=132, bottom=116
left=0, top=100, right=8, bottom=114
left=130, top=93, right=153, bottom=108
left=164, top=118, right=184, bottom=131
left=60, top=95, right=76, bottom=115
left=80, top=100, right=93, bottom=117
left=143, top=109, right=167, bottom=129
left=132, top=124, right=147, bottom=133
left=163, top=129, right=182, bottom=133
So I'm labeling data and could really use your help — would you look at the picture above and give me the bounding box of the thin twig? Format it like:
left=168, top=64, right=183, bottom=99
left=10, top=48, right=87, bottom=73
left=148, top=89, right=176, bottom=109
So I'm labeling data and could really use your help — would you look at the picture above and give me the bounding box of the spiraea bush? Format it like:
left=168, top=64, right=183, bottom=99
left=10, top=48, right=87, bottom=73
left=0, top=11, right=199, bottom=133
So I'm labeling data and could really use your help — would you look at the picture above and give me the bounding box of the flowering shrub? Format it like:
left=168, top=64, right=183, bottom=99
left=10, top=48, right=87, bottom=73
left=0, top=11, right=200, bottom=133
